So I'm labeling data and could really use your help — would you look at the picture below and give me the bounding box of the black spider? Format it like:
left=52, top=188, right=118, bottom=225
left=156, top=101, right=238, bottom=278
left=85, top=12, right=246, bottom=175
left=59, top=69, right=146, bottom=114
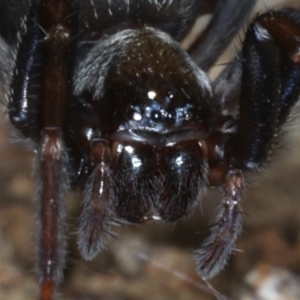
left=1, top=0, right=300, bottom=299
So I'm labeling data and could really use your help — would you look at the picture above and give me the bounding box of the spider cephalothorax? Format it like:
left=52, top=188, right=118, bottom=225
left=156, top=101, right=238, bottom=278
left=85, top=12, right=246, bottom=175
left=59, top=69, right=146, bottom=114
left=1, top=0, right=300, bottom=299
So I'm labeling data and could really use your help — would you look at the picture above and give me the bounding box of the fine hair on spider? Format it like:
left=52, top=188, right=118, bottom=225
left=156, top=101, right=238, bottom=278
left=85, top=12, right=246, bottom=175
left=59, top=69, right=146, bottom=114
left=1, top=0, right=300, bottom=299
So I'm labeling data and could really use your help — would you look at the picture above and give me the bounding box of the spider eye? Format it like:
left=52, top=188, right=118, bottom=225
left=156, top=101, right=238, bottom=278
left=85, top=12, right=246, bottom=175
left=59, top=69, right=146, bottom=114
left=132, top=111, right=142, bottom=121
left=184, top=109, right=193, bottom=121
left=127, top=107, right=143, bottom=122
left=150, top=110, right=163, bottom=122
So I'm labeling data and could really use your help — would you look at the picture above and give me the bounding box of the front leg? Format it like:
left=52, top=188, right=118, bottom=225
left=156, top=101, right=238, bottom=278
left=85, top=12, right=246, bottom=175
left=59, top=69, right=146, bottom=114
left=7, top=1, right=75, bottom=299
left=231, top=9, right=300, bottom=171
left=189, top=0, right=256, bottom=71
left=195, top=8, right=300, bottom=280
left=37, top=1, right=74, bottom=299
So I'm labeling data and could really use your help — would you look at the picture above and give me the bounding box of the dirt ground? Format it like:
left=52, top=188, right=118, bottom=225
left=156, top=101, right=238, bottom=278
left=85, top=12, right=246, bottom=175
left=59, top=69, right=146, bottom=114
left=1, top=1, right=300, bottom=300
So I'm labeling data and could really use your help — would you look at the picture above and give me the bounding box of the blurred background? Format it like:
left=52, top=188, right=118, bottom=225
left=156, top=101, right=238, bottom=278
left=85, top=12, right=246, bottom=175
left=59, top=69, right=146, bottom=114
left=1, top=0, right=300, bottom=299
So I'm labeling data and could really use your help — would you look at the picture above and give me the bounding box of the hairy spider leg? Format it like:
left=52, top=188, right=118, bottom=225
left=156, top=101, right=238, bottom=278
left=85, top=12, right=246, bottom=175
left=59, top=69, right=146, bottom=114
left=189, top=0, right=257, bottom=71
left=194, top=8, right=300, bottom=280
left=36, top=1, right=73, bottom=299
left=232, top=9, right=300, bottom=170
left=8, top=0, right=74, bottom=299
left=195, top=169, right=244, bottom=279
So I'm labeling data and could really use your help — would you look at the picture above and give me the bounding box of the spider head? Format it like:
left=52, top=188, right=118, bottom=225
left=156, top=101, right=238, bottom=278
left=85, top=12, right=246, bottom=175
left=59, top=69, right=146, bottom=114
left=74, top=27, right=212, bottom=138
left=71, top=27, right=213, bottom=222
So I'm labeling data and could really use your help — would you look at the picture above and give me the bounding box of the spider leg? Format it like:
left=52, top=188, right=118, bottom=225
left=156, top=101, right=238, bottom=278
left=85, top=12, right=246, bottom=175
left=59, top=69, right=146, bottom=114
left=212, top=54, right=242, bottom=117
left=194, top=8, right=300, bottom=280
left=189, top=0, right=256, bottom=71
left=0, top=0, right=30, bottom=46
left=257, top=8, right=300, bottom=124
left=8, top=0, right=45, bottom=139
left=77, top=139, right=113, bottom=260
left=230, top=9, right=300, bottom=170
left=0, top=36, right=13, bottom=99
left=194, top=169, right=244, bottom=279
left=37, top=1, right=74, bottom=299
left=8, top=0, right=74, bottom=299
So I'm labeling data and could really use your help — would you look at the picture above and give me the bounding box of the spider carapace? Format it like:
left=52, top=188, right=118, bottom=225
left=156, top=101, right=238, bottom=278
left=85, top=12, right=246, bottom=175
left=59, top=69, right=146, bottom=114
left=1, top=0, right=300, bottom=299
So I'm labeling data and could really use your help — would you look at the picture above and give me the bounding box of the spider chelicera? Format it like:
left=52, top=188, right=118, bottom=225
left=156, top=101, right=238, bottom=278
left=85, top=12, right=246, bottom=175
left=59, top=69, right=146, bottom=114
left=1, top=0, right=300, bottom=299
